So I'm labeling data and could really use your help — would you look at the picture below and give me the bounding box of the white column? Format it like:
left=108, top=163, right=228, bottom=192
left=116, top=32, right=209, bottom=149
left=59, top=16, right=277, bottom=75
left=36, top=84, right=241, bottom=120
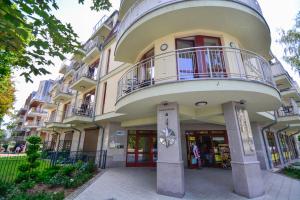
left=157, top=102, right=184, bottom=198
left=222, top=102, right=264, bottom=198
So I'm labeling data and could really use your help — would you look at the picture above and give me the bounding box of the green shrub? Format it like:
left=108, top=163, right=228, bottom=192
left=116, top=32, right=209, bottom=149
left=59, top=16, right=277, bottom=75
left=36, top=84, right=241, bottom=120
left=18, top=180, right=36, bottom=191
left=64, top=173, right=92, bottom=188
left=61, top=165, right=76, bottom=176
left=15, top=136, right=42, bottom=184
left=283, top=167, right=300, bottom=179
left=8, top=191, right=64, bottom=200
left=38, top=166, right=61, bottom=182
left=0, top=180, right=13, bottom=199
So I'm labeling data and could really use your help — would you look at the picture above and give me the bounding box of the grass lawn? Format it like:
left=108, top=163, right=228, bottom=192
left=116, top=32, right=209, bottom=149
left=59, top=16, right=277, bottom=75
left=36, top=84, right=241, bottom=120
left=0, top=155, right=51, bottom=183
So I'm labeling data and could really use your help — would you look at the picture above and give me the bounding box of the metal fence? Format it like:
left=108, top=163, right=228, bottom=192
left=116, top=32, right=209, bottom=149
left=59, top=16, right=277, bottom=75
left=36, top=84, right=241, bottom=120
left=0, top=150, right=107, bottom=184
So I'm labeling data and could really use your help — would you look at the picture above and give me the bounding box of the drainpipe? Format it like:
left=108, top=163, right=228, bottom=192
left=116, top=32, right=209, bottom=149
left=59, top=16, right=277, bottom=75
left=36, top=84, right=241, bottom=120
left=90, top=46, right=106, bottom=168
left=261, top=120, right=277, bottom=169
left=276, top=126, right=290, bottom=166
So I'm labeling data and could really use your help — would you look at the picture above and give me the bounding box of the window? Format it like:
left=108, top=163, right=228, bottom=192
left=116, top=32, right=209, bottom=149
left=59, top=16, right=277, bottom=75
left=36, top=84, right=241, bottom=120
left=101, top=82, right=107, bottom=114
left=136, top=48, right=154, bottom=87
left=176, top=35, right=224, bottom=80
left=105, top=49, right=111, bottom=75
left=62, top=102, right=70, bottom=121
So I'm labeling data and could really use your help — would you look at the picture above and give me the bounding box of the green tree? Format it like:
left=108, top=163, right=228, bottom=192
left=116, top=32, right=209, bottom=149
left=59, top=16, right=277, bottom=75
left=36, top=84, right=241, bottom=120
left=0, top=0, right=112, bottom=81
left=16, top=135, right=42, bottom=183
left=278, top=11, right=300, bottom=72
left=0, top=74, right=14, bottom=118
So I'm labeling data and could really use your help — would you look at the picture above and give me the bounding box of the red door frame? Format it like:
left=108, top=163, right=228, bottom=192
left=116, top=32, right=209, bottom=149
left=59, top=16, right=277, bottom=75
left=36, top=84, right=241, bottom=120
left=126, top=130, right=157, bottom=167
left=175, top=35, right=224, bottom=79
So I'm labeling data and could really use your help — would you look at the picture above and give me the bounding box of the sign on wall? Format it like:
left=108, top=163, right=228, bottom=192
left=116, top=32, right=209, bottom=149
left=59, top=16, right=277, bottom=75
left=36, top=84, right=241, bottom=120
left=235, top=106, right=256, bottom=155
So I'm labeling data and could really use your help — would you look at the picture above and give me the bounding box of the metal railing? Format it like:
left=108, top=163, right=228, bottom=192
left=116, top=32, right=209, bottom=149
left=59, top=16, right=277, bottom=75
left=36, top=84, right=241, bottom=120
left=117, top=46, right=275, bottom=100
left=84, top=36, right=101, bottom=54
left=0, top=150, right=107, bottom=183
left=117, top=0, right=263, bottom=42
left=53, top=83, right=73, bottom=97
left=65, top=100, right=94, bottom=118
left=24, top=121, right=45, bottom=127
left=28, top=107, right=47, bottom=114
left=72, top=66, right=98, bottom=84
left=93, top=15, right=109, bottom=33
left=0, top=153, right=51, bottom=184
left=276, top=105, right=300, bottom=118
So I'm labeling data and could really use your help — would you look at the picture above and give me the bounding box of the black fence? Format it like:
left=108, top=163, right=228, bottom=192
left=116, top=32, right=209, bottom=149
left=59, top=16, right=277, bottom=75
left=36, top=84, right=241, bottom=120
left=0, top=150, right=107, bottom=184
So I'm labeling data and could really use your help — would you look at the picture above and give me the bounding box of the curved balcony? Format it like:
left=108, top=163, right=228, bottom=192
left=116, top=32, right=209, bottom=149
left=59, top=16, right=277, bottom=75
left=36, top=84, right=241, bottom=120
left=116, top=46, right=281, bottom=116
left=115, top=0, right=270, bottom=62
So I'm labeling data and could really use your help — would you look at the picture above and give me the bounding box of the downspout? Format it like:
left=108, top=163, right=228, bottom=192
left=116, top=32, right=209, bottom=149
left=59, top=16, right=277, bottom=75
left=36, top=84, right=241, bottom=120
left=90, top=45, right=106, bottom=168
left=276, top=126, right=290, bottom=165
left=261, top=120, right=277, bottom=169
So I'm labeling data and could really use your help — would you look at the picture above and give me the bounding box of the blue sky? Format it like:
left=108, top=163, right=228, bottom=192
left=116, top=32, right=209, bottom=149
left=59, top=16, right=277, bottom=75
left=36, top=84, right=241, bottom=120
left=10, top=0, right=300, bottom=111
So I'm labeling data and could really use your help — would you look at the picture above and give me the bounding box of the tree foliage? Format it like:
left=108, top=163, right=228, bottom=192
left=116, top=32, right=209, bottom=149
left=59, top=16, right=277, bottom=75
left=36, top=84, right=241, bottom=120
left=0, top=0, right=111, bottom=81
left=0, top=74, right=15, bottom=119
left=279, top=11, right=300, bottom=73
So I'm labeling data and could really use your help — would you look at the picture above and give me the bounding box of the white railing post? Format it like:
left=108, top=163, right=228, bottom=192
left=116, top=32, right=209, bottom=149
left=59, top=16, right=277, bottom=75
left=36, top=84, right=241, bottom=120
left=206, top=48, right=213, bottom=78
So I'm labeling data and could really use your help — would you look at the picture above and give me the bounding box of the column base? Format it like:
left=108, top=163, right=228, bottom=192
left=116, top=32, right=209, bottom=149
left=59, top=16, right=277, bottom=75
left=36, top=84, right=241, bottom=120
left=157, top=161, right=184, bottom=198
left=231, top=161, right=265, bottom=198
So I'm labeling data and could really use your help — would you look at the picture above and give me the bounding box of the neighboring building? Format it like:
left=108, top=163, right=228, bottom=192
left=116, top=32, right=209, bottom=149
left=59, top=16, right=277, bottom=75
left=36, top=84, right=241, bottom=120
left=15, top=80, right=54, bottom=143
left=16, top=1, right=300, bottom=199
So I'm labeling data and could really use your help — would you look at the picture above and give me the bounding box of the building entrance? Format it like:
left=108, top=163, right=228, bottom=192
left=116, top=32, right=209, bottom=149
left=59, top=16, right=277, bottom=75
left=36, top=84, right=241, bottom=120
left=126, top=130, right=157, bottom=167
left=186, top=130, right=231, bottom=168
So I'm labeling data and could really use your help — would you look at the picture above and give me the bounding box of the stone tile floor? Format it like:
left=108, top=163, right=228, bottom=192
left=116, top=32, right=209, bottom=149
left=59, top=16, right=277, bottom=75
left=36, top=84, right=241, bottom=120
left=73, top=168, right=300, bottom=200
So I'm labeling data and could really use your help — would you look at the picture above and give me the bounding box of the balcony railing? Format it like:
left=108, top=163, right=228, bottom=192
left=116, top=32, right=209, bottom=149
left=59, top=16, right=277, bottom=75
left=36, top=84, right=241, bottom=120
left=84, top=36, right=101, bottom=54
left=46, top=111, right=65, bottom=123
left=93, top=15, right=108, bottom=34
left=276, top=105, right=300, bottom=118
left=28, top=107, right=47, bottom=114
left=65, top=100, right=94, bottom=119
left=72, top=66, right=98, bottom=84
left=53, top=84, right=73, bottom=97
left=117, top=46, right=274, bottom=100
left=24, top=121, right=45, bottom=127
left=117, top=0, right=263, bottom=42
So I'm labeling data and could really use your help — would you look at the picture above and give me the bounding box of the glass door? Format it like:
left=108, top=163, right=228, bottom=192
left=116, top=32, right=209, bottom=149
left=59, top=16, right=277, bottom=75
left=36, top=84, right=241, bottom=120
left=196, top=36, right=225, bottom=77
left=176, top=35, right=224, bottom=79
left=176, top=39, right=197, bottom=80
left=267, top=132, right=281, bottom=166
left=126, top=130, right=157, bottom=167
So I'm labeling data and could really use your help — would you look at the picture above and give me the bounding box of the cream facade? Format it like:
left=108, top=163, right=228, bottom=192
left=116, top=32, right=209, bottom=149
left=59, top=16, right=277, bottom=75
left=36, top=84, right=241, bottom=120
left=17, top=1, right=300, bottom=199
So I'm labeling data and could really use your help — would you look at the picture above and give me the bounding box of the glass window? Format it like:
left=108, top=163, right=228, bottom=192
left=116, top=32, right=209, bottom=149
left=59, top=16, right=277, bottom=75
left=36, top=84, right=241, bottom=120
left=176, top=39, right=196, bottom=80
left=127, top=135, right=136, bottom=153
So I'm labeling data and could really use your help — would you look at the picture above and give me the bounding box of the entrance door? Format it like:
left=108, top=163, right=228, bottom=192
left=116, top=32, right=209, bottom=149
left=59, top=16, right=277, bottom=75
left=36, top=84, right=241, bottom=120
left=126, top=130, right=157, bottom=167
left=186, top=130, right=230, bottom=168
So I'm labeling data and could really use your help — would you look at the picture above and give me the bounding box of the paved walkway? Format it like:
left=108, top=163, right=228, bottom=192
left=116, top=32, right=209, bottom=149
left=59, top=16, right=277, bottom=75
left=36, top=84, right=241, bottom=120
left=73, top=168, right=300, bottom=200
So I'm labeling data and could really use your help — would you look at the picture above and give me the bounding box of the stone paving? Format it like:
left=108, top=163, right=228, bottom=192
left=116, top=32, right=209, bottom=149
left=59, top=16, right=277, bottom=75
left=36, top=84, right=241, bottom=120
left=73, top=168, right=300, bottom=200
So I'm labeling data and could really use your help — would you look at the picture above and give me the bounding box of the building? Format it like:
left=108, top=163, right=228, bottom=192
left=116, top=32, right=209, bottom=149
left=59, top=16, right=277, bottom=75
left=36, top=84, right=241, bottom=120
left=20, top=1, right=300, bottom=199
left=14, top=80, right=54, bottom=143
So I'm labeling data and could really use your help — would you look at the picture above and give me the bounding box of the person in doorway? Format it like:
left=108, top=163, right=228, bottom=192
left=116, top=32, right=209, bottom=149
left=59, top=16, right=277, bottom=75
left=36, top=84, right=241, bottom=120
left=192, top=143, right=202, bottom=169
